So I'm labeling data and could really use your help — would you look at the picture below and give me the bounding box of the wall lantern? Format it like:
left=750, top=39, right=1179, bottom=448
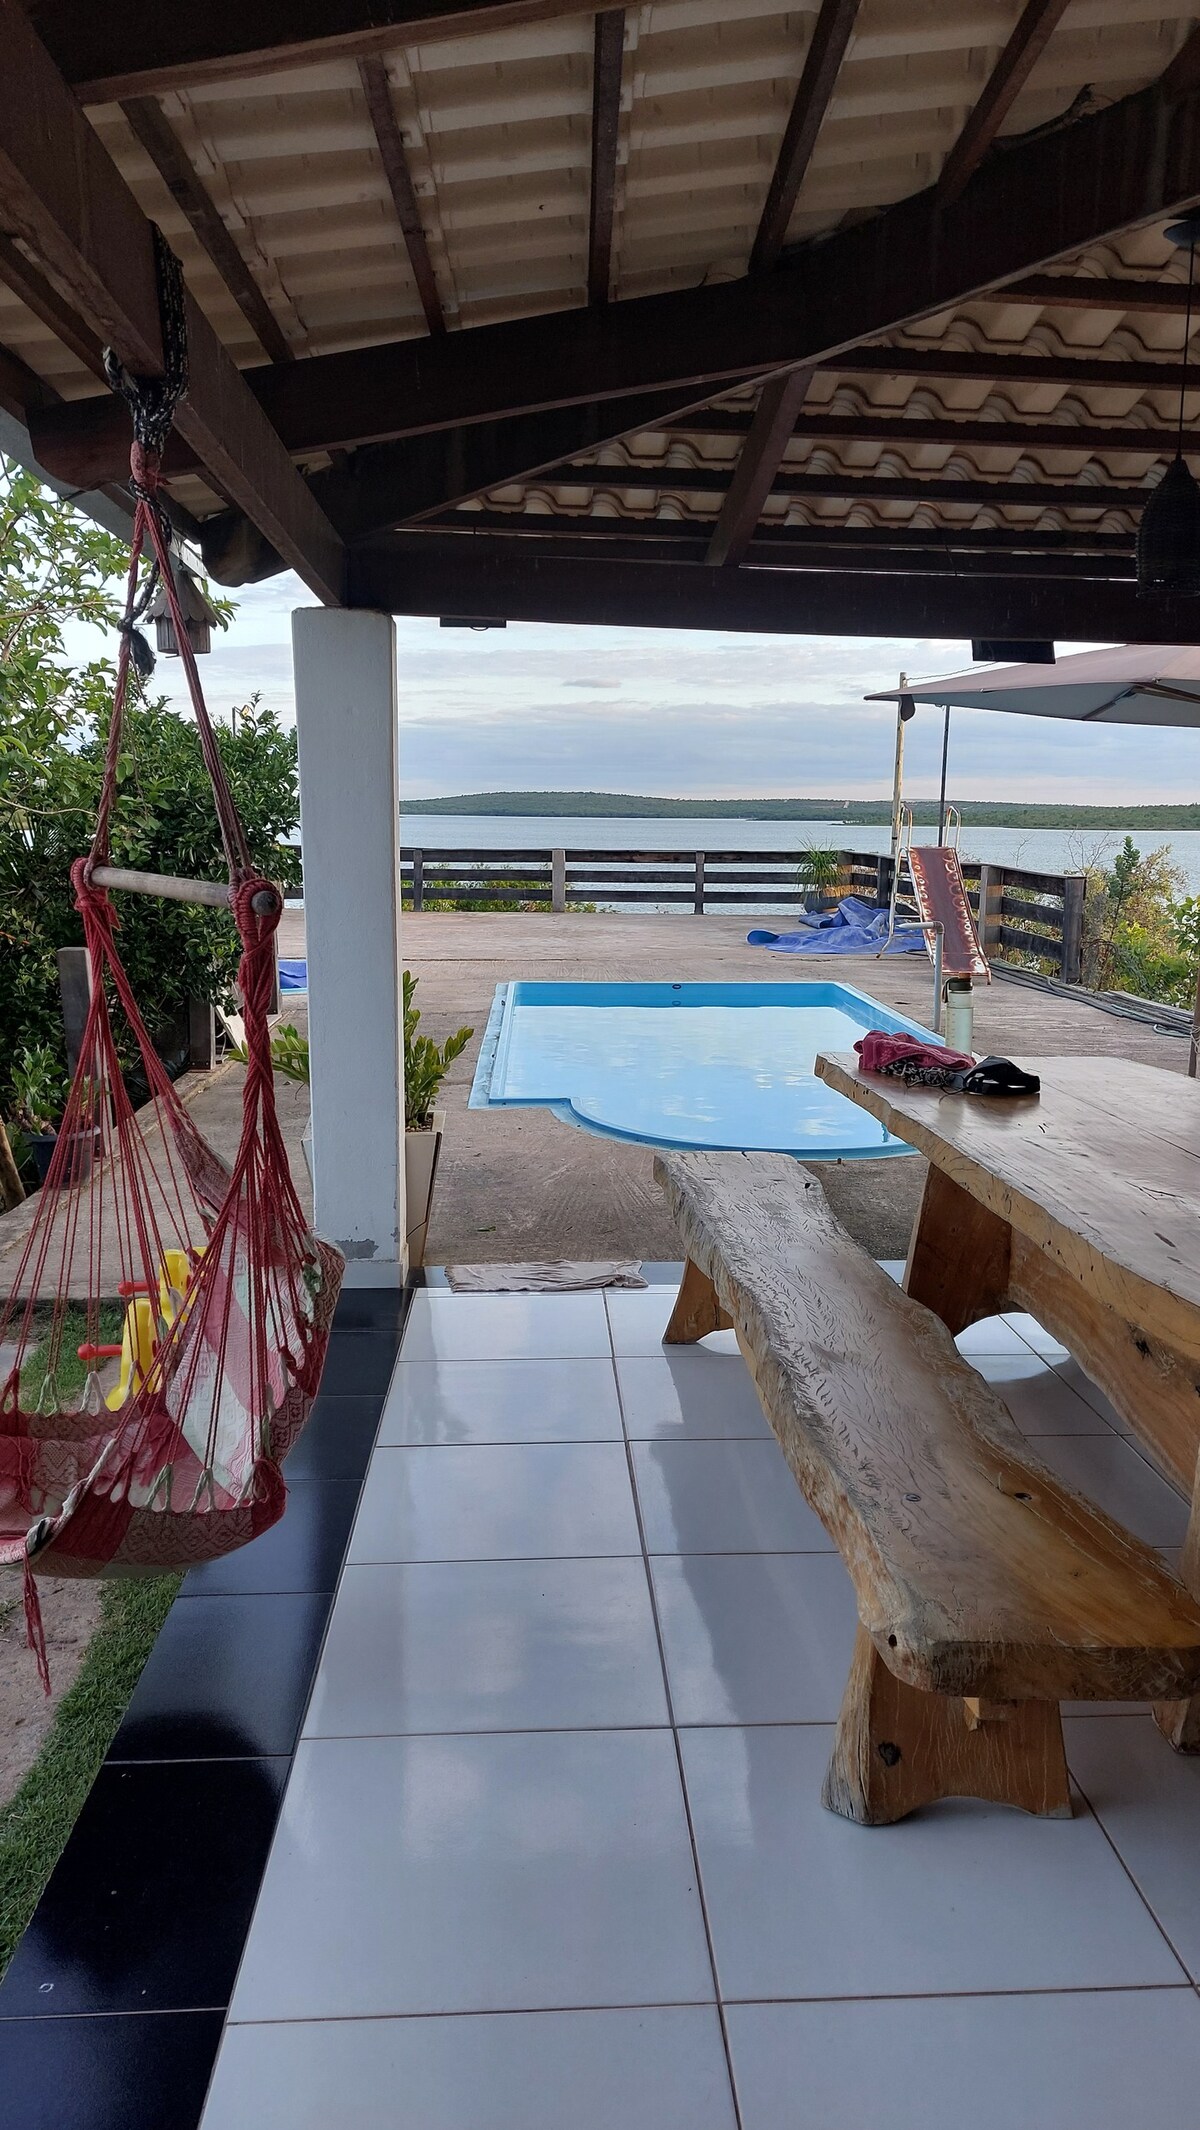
left=1137, top=214, right=1200, bottom=595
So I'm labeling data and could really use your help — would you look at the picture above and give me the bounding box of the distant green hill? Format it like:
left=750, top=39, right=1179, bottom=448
left=411, top=790, right=1200, bottom=830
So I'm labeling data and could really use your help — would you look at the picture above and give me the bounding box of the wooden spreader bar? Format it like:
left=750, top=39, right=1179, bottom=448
left=88, top=864, right=280, bottom=917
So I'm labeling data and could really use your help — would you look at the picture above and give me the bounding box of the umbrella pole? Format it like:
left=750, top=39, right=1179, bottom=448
left=937, top=706, right=950, bottom=843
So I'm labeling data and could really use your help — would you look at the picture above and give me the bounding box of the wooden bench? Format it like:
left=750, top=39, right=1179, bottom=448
left=654, top=1149, right=1200, bottom=1826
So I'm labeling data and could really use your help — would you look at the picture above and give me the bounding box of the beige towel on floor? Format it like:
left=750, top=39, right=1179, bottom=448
left=445, top=1261, right=646, bottom=1292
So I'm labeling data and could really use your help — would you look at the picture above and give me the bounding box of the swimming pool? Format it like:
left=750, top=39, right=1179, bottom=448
left=469, top=981, right=935, bottom=1157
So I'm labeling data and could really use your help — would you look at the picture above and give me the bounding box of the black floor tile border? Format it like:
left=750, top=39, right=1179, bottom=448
left=0, top=1286, right=408, bottom=2130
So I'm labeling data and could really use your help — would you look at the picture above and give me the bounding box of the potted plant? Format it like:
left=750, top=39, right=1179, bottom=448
left=252, top=976, right=472, bottom=1270
left=795, top=845, right=844, bottom=914
left=8, top=1043, right=76, bottom=1187
left=403, top=972, right=472, bottom=1269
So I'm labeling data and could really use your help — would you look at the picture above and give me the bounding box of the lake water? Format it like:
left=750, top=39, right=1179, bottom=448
left=400, top=813, right=1200, bottom=893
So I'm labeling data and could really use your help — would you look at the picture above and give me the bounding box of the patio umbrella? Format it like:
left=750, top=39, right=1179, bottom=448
left=868, top=644, right=1200, bottom=1071
left=866, top=644, right=1200, bottom=727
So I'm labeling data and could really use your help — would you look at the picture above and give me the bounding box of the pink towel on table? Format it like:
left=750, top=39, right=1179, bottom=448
left=855, top=1031, right=975, bottom=1077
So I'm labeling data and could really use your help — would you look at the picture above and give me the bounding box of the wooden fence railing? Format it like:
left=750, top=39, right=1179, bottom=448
left=290, top=845, right=1088, bottom=983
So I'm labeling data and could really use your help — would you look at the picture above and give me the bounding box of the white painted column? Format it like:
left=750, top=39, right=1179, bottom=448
left=292, top=608, right=405, bottom=1285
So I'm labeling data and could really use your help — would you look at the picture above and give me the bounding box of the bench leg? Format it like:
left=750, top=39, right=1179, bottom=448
left=904, top=1166, right=1013, bottom=1335
left=822, top=1627, right=1072, bottom=1825
left=663, top=1258, right=732, bottom=1344
left=1154, top=1512, right=1200, bottom=1750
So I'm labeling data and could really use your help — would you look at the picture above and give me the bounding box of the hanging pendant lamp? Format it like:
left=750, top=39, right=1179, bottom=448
left=1137, top=216, right=1200, bottom=594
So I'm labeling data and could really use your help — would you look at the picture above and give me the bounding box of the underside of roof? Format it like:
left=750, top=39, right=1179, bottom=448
left=7, top=1, right=1200, bottom=638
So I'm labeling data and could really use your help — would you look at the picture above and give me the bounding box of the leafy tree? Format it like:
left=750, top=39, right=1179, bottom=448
left=0, top=459, right=301, bottom=1122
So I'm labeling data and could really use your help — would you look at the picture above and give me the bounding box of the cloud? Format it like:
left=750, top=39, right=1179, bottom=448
left=120, top=568, right=1200, bottom=806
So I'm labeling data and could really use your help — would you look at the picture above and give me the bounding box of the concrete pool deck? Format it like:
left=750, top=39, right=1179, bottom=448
left=278, top=910, right=1189, bottom=1266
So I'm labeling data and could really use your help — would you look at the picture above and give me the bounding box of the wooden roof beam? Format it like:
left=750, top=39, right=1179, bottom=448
left=705, top=369, right=814, bottom=566
left=936, top=0, right=1073, bottom=207
left=588, top=11, right=625, bottom=307
left=119, top=97, right=294, bottom=365
left=1, top=0, right=343, bottom=602
left=0, top=232, right=106, bottom=377
left=358, top=56, right=445, bottom=337
left=750, top=0, right=861, bottom=274
left=346, top=535, right=1199, bottom=641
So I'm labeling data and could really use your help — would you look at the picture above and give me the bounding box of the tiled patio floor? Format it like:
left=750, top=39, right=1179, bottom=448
left=200, top=1284, right=1200, bottom=2128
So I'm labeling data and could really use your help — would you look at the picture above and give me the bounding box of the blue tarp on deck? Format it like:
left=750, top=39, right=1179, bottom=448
left=748, top=897, right=925, bottom=956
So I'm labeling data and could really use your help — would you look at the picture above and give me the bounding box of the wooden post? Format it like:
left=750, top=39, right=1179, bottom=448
left=187, top=997, right=217, bottom=1070
left=411, top=849, right=424, bottom=913
left=693, top=852, right=705, bottom=915
left=875, top=854, right=893, bottom=909
left=0, top=1119, right=25, bottom=1210
left=975, top=863, right=1001, bottom=957
left=56, top=945, right=92, bottom=1077
left=552, top=848, right=566, bottom=913
left=1060, top=873, right=1085, bottom=985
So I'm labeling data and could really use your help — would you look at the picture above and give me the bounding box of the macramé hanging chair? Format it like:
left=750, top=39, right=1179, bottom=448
left=0, top=242, right=343, bottom=1684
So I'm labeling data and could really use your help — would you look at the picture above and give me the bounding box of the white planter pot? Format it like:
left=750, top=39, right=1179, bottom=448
left=405, top=1106, right=445, bottom=1271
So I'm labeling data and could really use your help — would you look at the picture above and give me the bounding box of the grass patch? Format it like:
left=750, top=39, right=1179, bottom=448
left=18, top=1301, right=125, bottom=1407
left=0, top=1572, right=181, bottom=1977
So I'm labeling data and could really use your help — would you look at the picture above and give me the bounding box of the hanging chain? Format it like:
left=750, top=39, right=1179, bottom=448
left=90, top=231, right=253, bottom=885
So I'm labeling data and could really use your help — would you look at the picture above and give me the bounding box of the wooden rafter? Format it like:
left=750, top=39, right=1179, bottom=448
left=588, top=11, right=625, bottom=307
left=751, top=0, right=860, bottom=274
left=705, top=369, right=814, bottom=566
left=358, top=55, right=445, bottom=337
left=119, top=97, right=294, bottom=365
left=0, top=0, right=343, bottom=602
left=937, top=0, right=1072, bottom=206
left=423, top=515, right=1134, bottom=556
left=522, top=463, right=1155, bottom=513
left=347, top=535, right=1196, bottom=641
left=1002, top=274, right=1196, bottom=313
left=670, top=408, right=1192, bottom=457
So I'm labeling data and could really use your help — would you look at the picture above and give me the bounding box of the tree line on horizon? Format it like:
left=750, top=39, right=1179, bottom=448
left=412, top=790, right=1200, bottom=830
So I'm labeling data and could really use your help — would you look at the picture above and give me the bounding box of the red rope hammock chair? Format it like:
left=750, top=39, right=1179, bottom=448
left=0, top=249, right=343, bottom=1683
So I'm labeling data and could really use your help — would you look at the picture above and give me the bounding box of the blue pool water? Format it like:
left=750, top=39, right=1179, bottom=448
left=470, top=981, right=936, bottom=1157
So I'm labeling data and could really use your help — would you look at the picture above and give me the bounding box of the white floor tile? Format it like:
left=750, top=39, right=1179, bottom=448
left=727, top=1990, right=1200, bottom=2130
left=303, top=1557, right=669, bottom=1736
left=1053, top=1359, right=1128, bottom=1430
left=960, top=1349, right=1048, bottom=1387
left=402, top=1291, right=612, bottom=1363
left=616, top=1352, right=771, bottom=1440
left=228, top=1731, right=716, bottom=2020
left=632, top=1439, right=833, bottom=1555
left=1031, top=1433, right=1190, bottom=1549
left=680, top=1725, right=1185, bottom=2000
left=1005, top=1311, right=1072, bottom=1360
left=652, top=1553, right=857, bottom=1725
left=955, top=1316, right=1035, bottom=1357
left=203, top=2007, right=738, bottom=2130
left=348, top=1442, right=641, bottom=1562
left=998, top=1369, right=1115, bottom=1438
left=607, top=1288, right=740, bottom=1359
left=378, top=1358, right=623, bottom=1444
left=1066, top=1714, right=1200, bottom=1980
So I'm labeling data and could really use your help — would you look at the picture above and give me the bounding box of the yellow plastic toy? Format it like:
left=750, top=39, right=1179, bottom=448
left=78, top=1247, right=203, bottom=1409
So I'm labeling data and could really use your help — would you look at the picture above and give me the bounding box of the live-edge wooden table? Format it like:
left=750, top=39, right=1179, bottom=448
left=816, top=1050, right=1200, bottom=1747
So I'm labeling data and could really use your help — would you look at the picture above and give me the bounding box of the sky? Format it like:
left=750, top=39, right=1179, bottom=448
left=94, top=567, right=1200, bottom=808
